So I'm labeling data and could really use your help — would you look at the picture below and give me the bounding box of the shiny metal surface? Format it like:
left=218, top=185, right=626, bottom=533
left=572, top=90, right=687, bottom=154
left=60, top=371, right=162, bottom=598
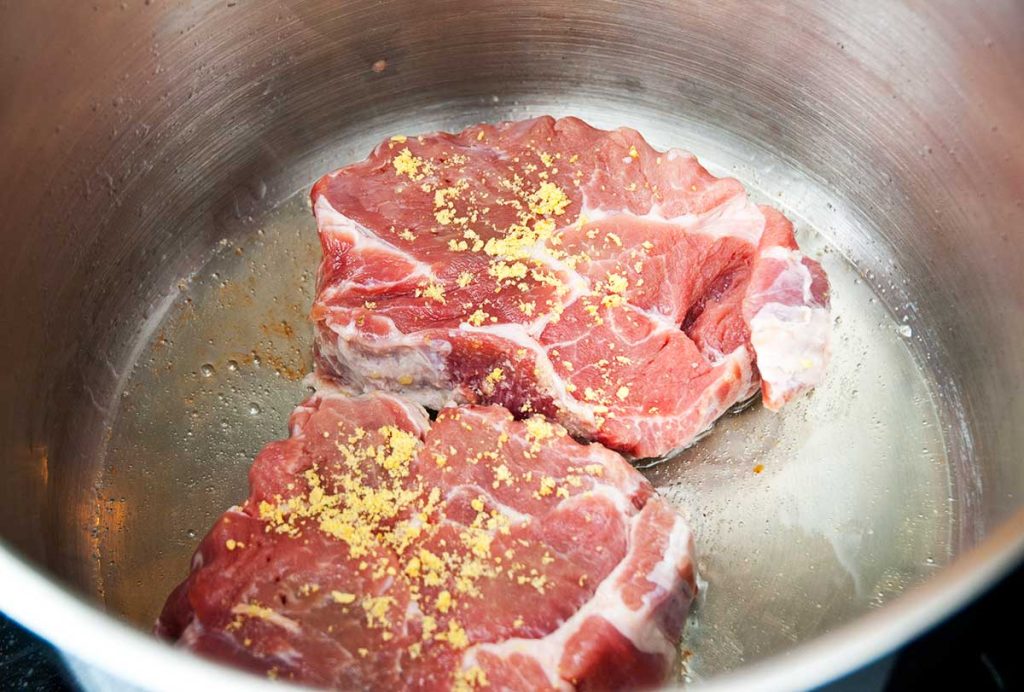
left=1, top=0, right=1022, bottom=689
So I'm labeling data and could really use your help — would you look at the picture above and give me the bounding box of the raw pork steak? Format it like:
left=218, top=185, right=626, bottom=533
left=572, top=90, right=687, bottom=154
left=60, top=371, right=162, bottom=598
left=311, top=116, right=831, bottom=458
left=157, top=385, right=697, bottom=690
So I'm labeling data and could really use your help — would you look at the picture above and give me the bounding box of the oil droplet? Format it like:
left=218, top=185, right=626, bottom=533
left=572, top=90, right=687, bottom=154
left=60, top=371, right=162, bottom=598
left=200, top=363, right=216, bottom=377
left=897, top=324, right=913, bottom=338
left=248, top=403, right=262, bottom=415
left=186, top=529, right=197, bottom=539
left=227, top=359, right=239, bottom=372
left=251, top=354, right=262, bottom=368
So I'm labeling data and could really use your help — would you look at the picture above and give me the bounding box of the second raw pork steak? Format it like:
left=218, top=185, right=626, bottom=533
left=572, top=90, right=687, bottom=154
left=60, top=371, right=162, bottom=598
left=311, top=116, right=830, bottom=457
left=156, top=386, right=696, bottom=689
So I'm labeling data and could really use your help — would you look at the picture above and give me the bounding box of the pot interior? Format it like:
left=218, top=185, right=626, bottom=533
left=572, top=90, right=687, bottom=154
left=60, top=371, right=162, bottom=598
left=1, top=0, right=1022, bottom=687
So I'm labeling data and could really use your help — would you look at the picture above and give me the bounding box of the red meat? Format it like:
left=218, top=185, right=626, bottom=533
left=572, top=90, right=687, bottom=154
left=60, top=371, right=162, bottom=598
left=157, top=385, right=697, bottom=690
left=311, top=116, right=830, bottom=458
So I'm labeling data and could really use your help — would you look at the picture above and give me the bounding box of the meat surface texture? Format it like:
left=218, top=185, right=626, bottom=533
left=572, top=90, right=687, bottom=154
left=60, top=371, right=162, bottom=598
left=311, top=115, right=831, bottom=458
left=157, top=385, right=697, bottom=690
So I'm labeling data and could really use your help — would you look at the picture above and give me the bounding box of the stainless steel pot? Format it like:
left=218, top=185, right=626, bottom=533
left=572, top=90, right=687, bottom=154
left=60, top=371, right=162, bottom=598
left=1, top=1, right=1022, bottom=689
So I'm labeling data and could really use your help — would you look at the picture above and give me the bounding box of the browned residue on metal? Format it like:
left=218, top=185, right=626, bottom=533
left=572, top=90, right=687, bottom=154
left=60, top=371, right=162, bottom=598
left=238, top=348, right=310, bottom=382
left=261, top=319, right=297, bottom=340
left=216, top=278, right=256, bottom=309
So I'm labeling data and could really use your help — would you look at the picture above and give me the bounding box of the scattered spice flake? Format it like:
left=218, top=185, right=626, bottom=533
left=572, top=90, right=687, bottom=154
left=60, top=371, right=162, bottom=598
left=398, top=229, right=416, bottom=241
left=598, top=272, right=629, bottom=309
left=331, top=591, right=357, bottom=605
left=616, top=386, right=630, bottom=401
left=417, top=282, right=447, bottom=304
left=583, top=303, right=604, bottom=325
left=421, top=615, right=438, bottom=640
left=753, top=464, right=765, bottom=474
left=532, top=217, right=556, bottom=234
left=485, top=368, right=504, bottom=384
left=462, top=529, right=493, bottom=559
left=390, top=135, right=408, bottom=143
left=528, top=182, right=571, bottom=217
left=434, top=185, right=461, bottom=207
left=606, top=273, right=628, bottom=294
left=435, top=208, right=456, bottom=225
left=392, top=148, right=425, bottom=179
left=439, top=619, right=469, bottom=649
left=489, top=260, right=529, bottom=283
left=537, top=476, right=557, bottom=497
left=492, top=464, right=513, bottom=488
left=361, top=595, right=396, bottom=629
left=525, top=416, right=556, bottom=449
left=456, top=271, right=474, bottom=288
left=454, top=665, right=489, bottom=691
left=628, top=144, right=640, bottom=159
left=467, top=309, right=490, bottom=327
